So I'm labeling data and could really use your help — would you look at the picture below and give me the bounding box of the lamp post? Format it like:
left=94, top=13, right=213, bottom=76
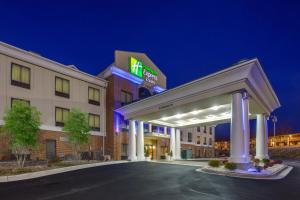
left=271, top=115, right=277, bottom=147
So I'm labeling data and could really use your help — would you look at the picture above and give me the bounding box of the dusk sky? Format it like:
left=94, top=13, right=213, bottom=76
left=1, top=0, right=299, bottom=139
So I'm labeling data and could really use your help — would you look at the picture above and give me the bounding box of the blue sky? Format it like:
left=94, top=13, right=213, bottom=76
left=1, top=0, right=299, bottom=139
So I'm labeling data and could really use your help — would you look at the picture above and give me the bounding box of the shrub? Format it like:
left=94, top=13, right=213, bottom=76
left=208, top=160, right=221, bottom=167
left=224, top=162, right=237, bottom=170
left=262, top=158, right=270, bottom=164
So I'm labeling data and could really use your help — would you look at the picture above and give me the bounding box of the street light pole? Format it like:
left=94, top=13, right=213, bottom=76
left=271, top=115, right=277, bottom=147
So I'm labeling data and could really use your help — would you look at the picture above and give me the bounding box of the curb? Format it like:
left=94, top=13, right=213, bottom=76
left=0, top=160, right=131, bottom=183
left=196, top=165, right=293, bottom=180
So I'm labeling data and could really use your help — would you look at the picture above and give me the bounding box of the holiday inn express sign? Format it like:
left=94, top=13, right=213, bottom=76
left=129, top=56, right=158, bottom=85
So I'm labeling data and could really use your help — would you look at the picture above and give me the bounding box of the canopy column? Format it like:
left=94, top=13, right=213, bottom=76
left=129, top=120, right=137, bottom=161
left=255, top=114, right=269, bottom=159
left=137, top=121, right=145, bottom=161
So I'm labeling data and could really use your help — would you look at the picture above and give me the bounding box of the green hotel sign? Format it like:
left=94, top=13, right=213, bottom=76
left=129, top=57, right=158, bottom=80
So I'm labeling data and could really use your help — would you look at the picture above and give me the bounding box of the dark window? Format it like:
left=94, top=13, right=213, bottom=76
left=120, top=90, right=133, bottom=106
left=197, top=136, right=201, bottom=144
left=55, top=77, right=70, bottom=98
left=204, top=137, right=207, bottom=145
left=11, top=63, right=30, bottom=89
left=209, top=127, right=213, bottom=135
left=88, top=87, right=100, bottom=105
left=188, top=132, right=192, bottom=142
left=203, top=126, right=207, bottom=133
left=55, top=107, right=69, bottom=127
left=11, top=98, right=30, bottom=108
left=180, top=132, right=183, bottom=141
left=138, top=87, right=151, bottom=99
left=89, top=113, right=100, bottom=131
left=197, top=126, right=201, bottom=132
left=209, top=138, right=212, bottom=145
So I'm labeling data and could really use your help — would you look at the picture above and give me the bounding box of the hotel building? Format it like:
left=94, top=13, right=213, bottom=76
left=0, top=42, right=107, bottom=160
left=0, top=41, right=281, bottom=167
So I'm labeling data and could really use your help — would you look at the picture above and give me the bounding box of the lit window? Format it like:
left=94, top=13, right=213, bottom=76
left=55, top=77, right=70, bottom=98
left=88, top=87, right=100, bottom=105
left=89, top=113, right=100, bottom=131
left=11, top=63, right=30, bottom=89
left=55, top=107, right=69, bottom=127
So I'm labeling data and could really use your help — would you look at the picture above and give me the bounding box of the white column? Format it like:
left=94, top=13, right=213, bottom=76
left=149, top=123, right=152, bottom=133
left=129, top=120, right=137, bottom=161
left=255, top=114, right=269, bottom=159
left=137, top=121, right=145, bottom=161
left=242, top=93, right=250, bottom=162
left=229, top=92, right=248, bottom=163
left=175, top=129, right=181, bottom=159
left=170, top=127, right=176, bottom=159
left=164, top=126, right=167, bottom=135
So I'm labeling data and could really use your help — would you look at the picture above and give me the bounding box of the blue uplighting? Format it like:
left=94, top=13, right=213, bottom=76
left=111, top=66, right=143, bottom=85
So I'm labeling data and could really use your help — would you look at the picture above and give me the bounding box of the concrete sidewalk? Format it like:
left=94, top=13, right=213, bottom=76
left=0, top=160, right=130, bottom=182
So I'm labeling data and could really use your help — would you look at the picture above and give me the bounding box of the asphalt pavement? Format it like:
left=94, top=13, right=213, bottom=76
left=0, top=160, right=299, bottom=200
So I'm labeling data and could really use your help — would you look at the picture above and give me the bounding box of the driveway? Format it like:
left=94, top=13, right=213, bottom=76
left=0, top=161, right=299, bottom=200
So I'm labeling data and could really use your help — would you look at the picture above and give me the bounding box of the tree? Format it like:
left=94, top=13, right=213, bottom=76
left=3, top=101, right=41, bottom=167
left=63, top=108, right=90, bottom=160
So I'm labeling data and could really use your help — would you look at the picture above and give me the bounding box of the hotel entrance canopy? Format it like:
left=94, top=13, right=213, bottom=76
left=115, top=58, right=280, bottom=164
left=115, top=58, right=280, bottom=128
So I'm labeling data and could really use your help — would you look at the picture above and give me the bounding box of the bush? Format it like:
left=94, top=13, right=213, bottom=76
left=208, top=160, right=221, bottom=167
left=262, top=158, right=270, bottom=164
left=224, top=162, right=237, bottom=170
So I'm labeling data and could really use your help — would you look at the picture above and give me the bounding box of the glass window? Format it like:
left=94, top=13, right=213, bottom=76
left=197, top=126, right=201, bottom=132
left=121, top=144, right=128, bottom=156
left=11, top=63, right=30, bottom=89
left=203, top=126, right=207, bottom=133
left=88, top=87, right=100, bottom=105
left=55, top=107, right=69, bottom=127
left=209, top=138, right=212, bottom=145
left=55, top=77, right=70, bottom=98
left=197, top=136, right=201, bottom=144
left=204, top=137, right=207, bottom=145
left=11, top=98, right=30, bottom=107
left=120, top=90, right=133, bottom=105
left=188, top=132, right=192, bottom=142
left=89, top=113, right=100, bottom=131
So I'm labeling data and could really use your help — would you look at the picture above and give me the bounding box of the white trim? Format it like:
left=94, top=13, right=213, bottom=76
left=116, top=59, right=280, bottom=120
left=0, top=41, right=107, bottom=87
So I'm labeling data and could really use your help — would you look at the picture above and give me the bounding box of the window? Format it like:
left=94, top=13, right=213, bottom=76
left=203, top=126, right=207, bottom=133
left=209, top=127, right=213, bottom=135
left=203, top=137, right=207, bottom=145
left=209, top=138, right=212, bottom=145
left=120, top=90, right=133, bottom=105
left=89, top=113, right=100, bottom=131
left=11, top=63, right=30, bottom=89
left=188, top=132, right=192, bottom=142
left=11, top=98, right=30, bottom=108
left=88, top=87, right=100, bottom=105
left=197, top=126, right=201, bottom=132
left=121, top=144, right=128, bottom=156
left=197, top=136, right=201, bottom=144
left=180, top=131, right=183, bottom=141
left=55, top=107, right=69, bottom=127
left=55, top=77, right=70, bottom=98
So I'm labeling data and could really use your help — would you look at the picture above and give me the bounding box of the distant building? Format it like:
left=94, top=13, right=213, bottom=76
left=215, top=133, right=300, bottom=157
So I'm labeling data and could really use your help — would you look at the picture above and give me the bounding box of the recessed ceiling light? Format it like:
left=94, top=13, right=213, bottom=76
left=211, top=106, right=220, bottom=111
